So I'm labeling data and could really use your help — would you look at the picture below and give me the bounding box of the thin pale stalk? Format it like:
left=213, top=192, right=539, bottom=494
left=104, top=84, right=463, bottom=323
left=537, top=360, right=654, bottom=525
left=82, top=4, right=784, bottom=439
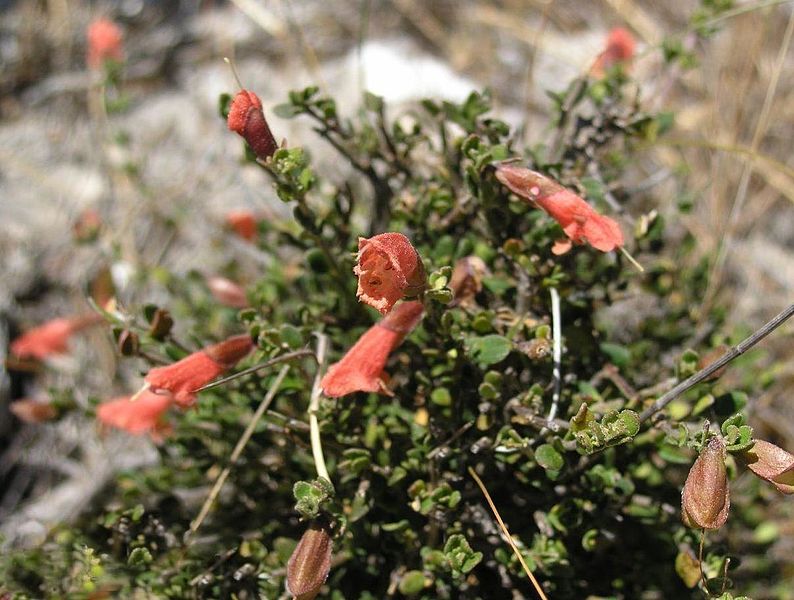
left=309, top=334, right=331, bottom=485
left=547, top=287, right=562, bottom=424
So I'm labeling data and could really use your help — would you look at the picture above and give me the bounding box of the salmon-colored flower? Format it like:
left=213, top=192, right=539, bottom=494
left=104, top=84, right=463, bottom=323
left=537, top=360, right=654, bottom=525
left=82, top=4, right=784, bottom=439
left=86, top=18, right=123, bottom=69
left=144, top=334, right=253, bottom=407
left=740, top=439, right=794, bottom=495
left=226, top=210, right=258, bottom=241
left=227, top=90, right=278, bottom=160
left=206, top=276, right=249, bottom=309
left=10, top=399, right=58, bottom=424
left=11, top=314, right=103, bottom=360
left=97, top=390, right=173, bottom=440
left=681, top=437, right=730, bottom=529
left=590, top=27, right=636, bottom=78
left=354, top=233, right=426, bottom=315
left=495, top=164, right=624, bottom=253
left=321, top=301, right=423, bottom=397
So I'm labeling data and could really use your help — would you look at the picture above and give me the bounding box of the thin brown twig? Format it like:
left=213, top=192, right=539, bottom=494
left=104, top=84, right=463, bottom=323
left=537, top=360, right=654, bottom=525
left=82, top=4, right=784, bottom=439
left=185, top=365, right=290, bottom=543
left=639, top=303, right=794, bottom=422
left=192, top=349, right=315, bottom=393
left=468, top=467, right=549, bottom=600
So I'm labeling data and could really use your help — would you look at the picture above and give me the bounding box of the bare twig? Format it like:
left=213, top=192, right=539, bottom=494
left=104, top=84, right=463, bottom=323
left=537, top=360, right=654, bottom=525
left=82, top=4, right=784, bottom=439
left=639, top=303, right=794, bottom=422
left=309, top=334, right=332, bottom=484
left=192, top=349, right=315, bottom=393
left=186, top=365, right=290, bottom=542
left=468, top=467, right=548, bottom=600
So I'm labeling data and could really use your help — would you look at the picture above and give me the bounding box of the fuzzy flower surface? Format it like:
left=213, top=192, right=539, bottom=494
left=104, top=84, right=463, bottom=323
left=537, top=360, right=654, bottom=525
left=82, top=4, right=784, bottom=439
left=144, top=334, right=253, bottom=407
left=86, top=17, right=123, bottom=68
left=591, top=27, right=636, bottom=77
left=97, top=391, right=173, bottom=440
left=321, top=301, right=423, bottom=397
left=227, top=90, right=278, bottom=160
left=354, top=233, right=426, bottom=315
left=741, top=439, right=794, bottom=495
left=11, top=315, right=102, bottom=360
left=495, top=164, right=624, bottom=253
left=681, top=437, right=730, bottom=529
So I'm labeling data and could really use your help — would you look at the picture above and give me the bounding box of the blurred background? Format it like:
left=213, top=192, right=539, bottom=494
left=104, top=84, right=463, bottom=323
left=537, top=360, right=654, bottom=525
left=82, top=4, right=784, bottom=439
left=1, top=0, right=792, bottom=573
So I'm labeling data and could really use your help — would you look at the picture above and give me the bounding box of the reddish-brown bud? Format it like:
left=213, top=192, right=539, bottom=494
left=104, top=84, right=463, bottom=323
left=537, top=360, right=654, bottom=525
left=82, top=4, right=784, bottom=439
left=449, top=256, right=487, bottom=307
left=148, top=308, right=174, bottom=340
left=286, top=522, right=333, bottom=600
left=681, top=437, right=730, bottom=529
left=225, top=210, right=259, bottom=241
left=10, top=399, right=58, bottom=424
left=206, top=276, right=249, bottom=309
left=117, top=329, right=140, bottom=356
left=740, top=439, right=794, bottom=495
left=227, top=90, right=278, bottom=160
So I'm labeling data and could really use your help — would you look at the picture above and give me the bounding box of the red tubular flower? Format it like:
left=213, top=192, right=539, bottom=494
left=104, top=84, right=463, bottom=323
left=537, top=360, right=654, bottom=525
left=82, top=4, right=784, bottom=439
left=354, top=233, right=426, bottom=315
left=86, top=18, right=123, bottom=69
left=97, top=390, right=173, bottom=440
left=226, top=210, right=258, bottom=241
left=495, top=164, right=624, bottom=253
left=227, top=90, right=278, bottom=160
left=321, top=301, right=423, bottom=397
left=740, top=439, right=794, bottom=495
left=144, top=334, right=253, bottom=407
left=11, top=314, right=103, bottom=360
left=206, top=276, right=249, bottom=309
left=591, top=27, right=636, bottom=78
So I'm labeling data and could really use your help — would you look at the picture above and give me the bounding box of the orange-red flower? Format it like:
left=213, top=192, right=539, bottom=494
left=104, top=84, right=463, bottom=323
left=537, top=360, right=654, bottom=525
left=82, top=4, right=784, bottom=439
left=144, top=334, right=253, bottom=407
left=11, top=314, right=103, bottom=360
left=86, top=17, right=123, bottom=69
left=226, top=210, right=258, bottom=241
left=591, top=27, right=636, bottom=78
left=97, top=390, right=173, bottom=440
left=227, top=90, right=278, bottom=160
left=321, top=301, right=423, bottom=397
left=207, top=276, right=249, bottom=309
left=354, top=233, right=426, bottom=315
left=740, top=439, right=794, bottom=495
left=495, top=164, right=624, bottom=253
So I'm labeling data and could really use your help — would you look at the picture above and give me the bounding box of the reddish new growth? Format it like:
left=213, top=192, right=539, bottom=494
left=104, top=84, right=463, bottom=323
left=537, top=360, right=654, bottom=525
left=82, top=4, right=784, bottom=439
left=86, top=17, right=123, bottom=68
left=226, top=210, right=258, bottom=241
left=591, top=27, right=636, bottom=77
left=11, top=314, right=103, bottom=360
left=227, top=90, right=278, bottom=160
left=97, top=390, right=173, bottom=441
left=321, top=301, right=424, bottom=397
left=495, top=164, right=624, bottom=254
left=144, top=334, right=253, bottom=407
left=354, top=233, right=426, bottom=315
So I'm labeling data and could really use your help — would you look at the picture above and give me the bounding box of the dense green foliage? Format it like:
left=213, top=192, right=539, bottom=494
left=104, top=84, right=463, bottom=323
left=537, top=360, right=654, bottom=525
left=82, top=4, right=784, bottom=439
left=2, top=43, right=789, bottom=600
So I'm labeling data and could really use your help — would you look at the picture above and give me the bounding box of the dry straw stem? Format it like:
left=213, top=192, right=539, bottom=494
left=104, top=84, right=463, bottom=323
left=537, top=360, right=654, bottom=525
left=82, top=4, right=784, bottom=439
left=186, top=364, right=290, bottom=542
left=639, top=303, right=794, bottom=422
left=467, top=467, right=549, bottom=600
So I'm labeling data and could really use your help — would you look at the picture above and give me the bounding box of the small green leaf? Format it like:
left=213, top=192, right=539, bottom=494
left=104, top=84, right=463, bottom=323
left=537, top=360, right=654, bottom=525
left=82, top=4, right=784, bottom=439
left=465, top=335, right=512, bottom=366
left=535, top=444, right=564, bottom=471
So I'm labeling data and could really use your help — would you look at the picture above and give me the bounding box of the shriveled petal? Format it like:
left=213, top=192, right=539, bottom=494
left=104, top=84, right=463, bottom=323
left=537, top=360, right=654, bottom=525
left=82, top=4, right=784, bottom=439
left=681, top=437, right=730, bottom=529
left=742, top=439, right=794, bottom=495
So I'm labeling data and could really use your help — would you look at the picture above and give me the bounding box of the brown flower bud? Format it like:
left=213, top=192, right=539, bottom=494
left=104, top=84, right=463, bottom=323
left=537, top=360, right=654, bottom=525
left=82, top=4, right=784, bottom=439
left=148, top=308, right=174, bottom=340
left=740, top=439, right=794, bottom=495
left=227, top=90, right=278, bottom=160
left=10, top=399, right=58, bottom=423
left=681, top=437, right=730, bottom=529
left=286, top=522, right=333, bottom=600
left=117, top=329, right=140, bottom=356
left=449, top=256, right=487, bottom=307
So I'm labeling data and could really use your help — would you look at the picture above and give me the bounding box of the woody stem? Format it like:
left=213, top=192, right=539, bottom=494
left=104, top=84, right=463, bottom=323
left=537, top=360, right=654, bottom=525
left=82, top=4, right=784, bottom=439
left=309, top=333, right=332, bottom=486
left=639, top=303, right=794, bottom=423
